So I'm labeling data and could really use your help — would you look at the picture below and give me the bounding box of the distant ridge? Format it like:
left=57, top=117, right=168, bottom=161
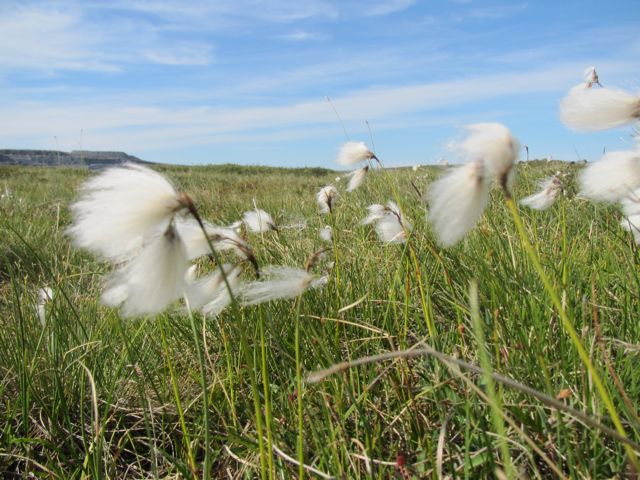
left=0, top=150, right=152, bottom=168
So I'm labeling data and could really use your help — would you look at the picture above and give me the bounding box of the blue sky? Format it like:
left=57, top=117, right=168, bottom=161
left=1, top=0, right=639, bottom=167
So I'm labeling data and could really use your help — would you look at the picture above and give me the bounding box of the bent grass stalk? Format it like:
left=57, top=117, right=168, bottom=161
left=306, top=345, right=640, bottom=452
left=504, top=197, right=639, bottom=470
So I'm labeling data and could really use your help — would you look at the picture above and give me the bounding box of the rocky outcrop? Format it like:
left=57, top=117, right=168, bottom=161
left=0, top=150, right=150, bottom=168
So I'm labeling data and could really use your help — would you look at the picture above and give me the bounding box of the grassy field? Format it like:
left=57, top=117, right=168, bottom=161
left=0, top=161, right=638, bottom=478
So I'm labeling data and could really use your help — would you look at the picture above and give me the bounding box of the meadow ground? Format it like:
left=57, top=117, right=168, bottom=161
left=0, top=161, right=638, bottom=478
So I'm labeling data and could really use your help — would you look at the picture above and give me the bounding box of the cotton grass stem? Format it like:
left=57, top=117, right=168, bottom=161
left=295, top=296, right=305, bottom=479
left=258, top=309, right=275, bottom=479
left=504, top=197, right=639, bottom=469
left=185, top=300, right=212, bottom=479
left=469, top=281, right=515, bottom=478
left=160, top=321, right=198, bottom=478
left=307, top=345, right=640, bottom=452
left=187, top=198, right=268, bottom=479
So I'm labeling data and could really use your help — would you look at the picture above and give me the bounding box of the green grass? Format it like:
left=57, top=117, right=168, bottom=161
left=1, top=161, right=638, bottom=478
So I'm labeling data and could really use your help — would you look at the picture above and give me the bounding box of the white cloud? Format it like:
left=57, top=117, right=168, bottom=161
left=144, top=44, right=214, bottom=66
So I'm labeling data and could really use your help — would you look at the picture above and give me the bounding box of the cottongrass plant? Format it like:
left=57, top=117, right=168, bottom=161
left=520, top=173, right=563, bottom=210
left=317, top=185, right=338, bottom=214
left=239, top=266, right=327, bottom=306
left=186, top=264, right=243, bottom=315
left=579, top=149, right=640, bottom=202
left=67, top=163, right=191, bottom=262
left=36, top=286, right=53, bottom=326
left=345, top=166, right=369, bottom=192
left=362, top=201, right=412, bottom=244
left=560, top=75, right=640, bottom=131
left=427, top=123, right=519, bottom=246
left=335, top=141, right=377, bottom=166
left=319, top=226, right=332, bottom=243
left=101, top=224, right=190, bottom=316
left=243, top=208, right=278, bottom=233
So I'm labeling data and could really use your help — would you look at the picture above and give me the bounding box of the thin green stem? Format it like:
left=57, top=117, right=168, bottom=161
left=469, top=281, right=516, bottom=478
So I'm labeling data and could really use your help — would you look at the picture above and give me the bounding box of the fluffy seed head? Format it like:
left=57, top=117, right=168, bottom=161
left=584, top=66, right=601, bottom=87
left=560, top=83, right=640, bottom=131
left=319, top=226, right=332, bottom=243
left=362, top=201, right=412, bottom=244
left=239, top=266, right=325, bottom=306
left=317, top=185, right=338, bottom=214
left=67, top=164, right=187, bottom=262
left=243, top=209, right=277, bottom=232
left=176, top=218, right=254, bottom=261
left=336, top=141, right=376, bottom=165
left=102, top=225, right=189, bottom=317
left=346, top=166, right=369, bottom=192
left=460, top=123, right=519, bottom=187
left=37, top=286, right=53, bottom=326
left=579, top=150, right=640, bottom=202
left=519, top=175, right=563, bottom=210
left=427, top=160, right=489, bottom=247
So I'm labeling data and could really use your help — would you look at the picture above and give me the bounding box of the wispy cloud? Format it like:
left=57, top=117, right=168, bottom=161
left=366, top=0, right=416, bottom=17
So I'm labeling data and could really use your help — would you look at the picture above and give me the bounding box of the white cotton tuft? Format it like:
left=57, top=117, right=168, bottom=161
left=37, top=286, right=53, bottom=326
left=228, top=220, right=243, bottom=233
left=460, top=123, right=519, bottom=182
left=361, top=204, right=386, bottom=225
left=520, top=175, right=562, bottom=210
left=175, top=218, right=251, bottom=260
left=621, top=214, right=640, bottom=244
left=336, top=141, right=376, bottom=166
left=317, top=185, right=338, bottom=214
left=346, top=166, right=369, bottom=192
left=560, top=84, right=640, bottom=131
left=243, top=209, right=276, bottom=232
left=67, top=164, right=186, bottom=262
left=102, top=226, right=189, bottom=317
left=427, top=161, right=489, bottom=247
left=185, top=264, right=241, bottom=316
left=362, top=201, right=412, bottom=244
left=239, top=266, right=323, bottom=306
left=579, top=150, right=640, bottom=202
left=319, top=226, right=332, bottom=243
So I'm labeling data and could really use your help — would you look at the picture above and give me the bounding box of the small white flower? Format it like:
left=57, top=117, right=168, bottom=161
left=317, top=185, right=338, bottom=214
left=335, top=176, right=341, bottom=182
left=346, top=166, right=369, bottom=192
left=239, top=266, right=325, bottom=306
left=520, top=175, right=563, bottom=210
left=243, top=209, right=277, bottom=233
left=37, top=287, right=53, bottom=326
left=412, top=165, right=420, bottom=172
left=336, top=141, right=376, bottom=166
left=67, top=164, right=188, bottom=262
left=319, top=226, right=332, bottom=243
left=560, top=83, right=640, bottom=132
left=579, top=150, right=640, bottom=202
left=102, top=225, right=189, bottom=317
left=362, top=201, right=412, bottom=244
